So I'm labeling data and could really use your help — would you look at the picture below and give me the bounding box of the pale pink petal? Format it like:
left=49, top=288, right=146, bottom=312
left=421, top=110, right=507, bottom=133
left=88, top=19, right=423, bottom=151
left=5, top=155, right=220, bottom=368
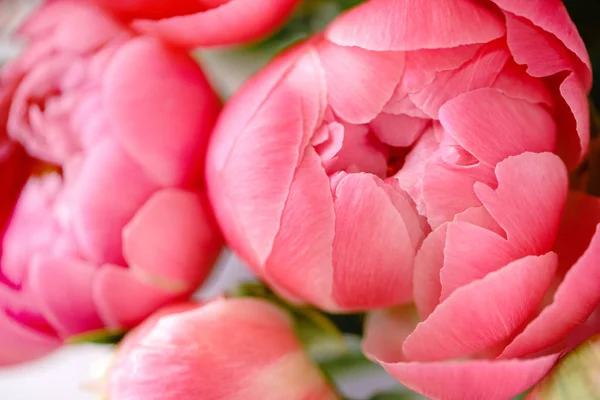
left=379, top=355, right=559, bottom=400
left=452, top=206, right=504, bottom=237
left=28, top=257, right=104, bottom=337
left=69, top=139, right=159, bottom=265
left=370, top=113, right=429, bottom=148
left=403, top=253, right=558, bottom=361
left=409, top=43, right=510, bottom=118
left=318, top=40, right=404, bottom=124
left=104, top=37, right=220, bottom=187
left=326, top=0, right=505, bottom=51
left=440, top=222, right=520, bottom=299
left=489, top=0, right=592, bottom=89
left=133, top=0, right=300, bottom=48
left=363, top=306, right=421, bottom=363
left=439, top=89, right=557, bottom=166
left=263, top=147, right=336, bottom=310
left=413, top=225, right=447, bottom=318
left=474, top=153, right=568, bottom=256
left=93, top=265, right=183, bottom=329
left=501, top=226, right=600, bottom=359
left=123, top=189, right=221, bottom=292
left=332, top=174, right=422, bottom=309
left=207, top=49, right=325, bottom=268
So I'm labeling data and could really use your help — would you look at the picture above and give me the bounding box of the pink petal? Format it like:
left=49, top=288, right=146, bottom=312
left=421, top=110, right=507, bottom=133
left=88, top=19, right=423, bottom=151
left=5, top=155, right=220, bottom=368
left=439, top=222, right=520, bottom=300
left=555, top=73, right=590, bottom=170
left=474, top=153, right=568, bottom=256
left=206, top=49, right=325, bottom=268
left=413, top=225, right=447, bottom=318
left=370, top=113, right=429, bottom=148
left=263, top=147, right=336, bottom=310
left=332, top=174, right=422, bottom=309
left=409, top=43, right=510, bottom=118
left=93, top=265, right=184, bottom=329
left=69, top=140, right=159, bottom=265
left=123, top=189, right=221, bottom=292
left=28, top=257, right=104, bottom=337
left=379, top=355, right=559, bottom=400
left=422, top=153, right=497, bottom=229
left=363, top=306, right=421, bottom=363
left=403, top=253, right=558, bottom=362
left=133, top=0, right=300, bottom=48
left=326, top=0, right=505, bottom=51
left=489, top=0, right=592, bottom=89
left=500, top=226, right=600, bottom=359
left=317, top=40, right=404, bottom=124
left=104, top=37, right=220, bottom=187
left=439, top=88, right=557, bottom=166
left=452, top=206, right=504, bottom=237
left=491, top=60, right=554, bottom=106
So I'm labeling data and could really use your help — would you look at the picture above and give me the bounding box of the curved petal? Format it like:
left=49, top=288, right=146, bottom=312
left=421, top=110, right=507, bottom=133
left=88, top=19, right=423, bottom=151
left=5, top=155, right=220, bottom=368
left=133, top=0, right=300, bottom=48
left=379, top=354, right=559, bottom=400
left=326, top=0, right=505, bottom=51
left=403, top=253, right=558, bottom=362
left=317, top=40, right=404, bottom=124
left=440, top=222, right=520, bottom=300
left=501, top=226, right=600, bottom=359
left=93, top=265, right=184, bottom=329
left=489, top=0, right=592, bottom=89
left=332, top=174, right=422, bottom=310
left=206, top=49, right=326, bottom=268
left=68, top=140, right=159, bottom=265
left=370, top=114, right=429, bottom=148
left=123, top=189, right=221, bottom=292
left=104, top=37, right=220, bottom=187
left=439, top=88, right=557, bottom=166
left=474, top=152, right=568, bottom=256
left=556, top=73, right=590, bottom=170
left=28, top=257, right=104, bottom=337
left=413, top=224, right=447, bottom=318
left=363, top=306, right=421, bottom=363
left=263, top=147, right=336, bottom=310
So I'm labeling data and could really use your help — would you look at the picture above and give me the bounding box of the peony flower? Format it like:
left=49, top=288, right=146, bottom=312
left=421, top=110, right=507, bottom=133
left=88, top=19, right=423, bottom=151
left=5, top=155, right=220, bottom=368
left=107, top=298, right=339, bottom=400
left=0, top=1, right=222, bottom=365
left=82, top=0, right=302, bottom=48
left=206, top=0, right=592, bottom=312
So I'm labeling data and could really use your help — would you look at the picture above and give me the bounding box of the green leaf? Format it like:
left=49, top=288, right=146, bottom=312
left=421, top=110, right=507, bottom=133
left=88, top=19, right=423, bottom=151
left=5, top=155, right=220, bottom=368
left=66, top=329, right=126, bottom=345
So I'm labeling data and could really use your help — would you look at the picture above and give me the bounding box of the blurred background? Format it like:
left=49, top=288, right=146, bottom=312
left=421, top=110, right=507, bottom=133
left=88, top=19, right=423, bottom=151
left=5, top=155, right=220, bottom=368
left=0, top=0, right=599, bottom=398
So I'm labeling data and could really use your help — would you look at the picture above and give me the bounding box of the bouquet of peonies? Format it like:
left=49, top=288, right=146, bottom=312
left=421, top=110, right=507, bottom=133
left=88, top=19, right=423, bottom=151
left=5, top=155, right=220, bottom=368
left=1, top=0, right=600, bottom=399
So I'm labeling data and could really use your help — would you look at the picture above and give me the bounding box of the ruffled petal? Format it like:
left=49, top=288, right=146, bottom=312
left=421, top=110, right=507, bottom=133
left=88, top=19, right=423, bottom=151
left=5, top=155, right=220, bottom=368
left=474, top=153, right=568, bottom=255
left=123, top=189, right=221, bottom=292
left=403, top=253, right=558, bottom=361
left=370, top=113, right=429, bottom=148
left=133, top=0, right=300, bottom=48
left=413, top=225, right=447, bottom=318
left=326, top=0, right=505, bottom=51
left=104, top=37, right=220, bottom=187
left=501, top=226, right=600, bottom=359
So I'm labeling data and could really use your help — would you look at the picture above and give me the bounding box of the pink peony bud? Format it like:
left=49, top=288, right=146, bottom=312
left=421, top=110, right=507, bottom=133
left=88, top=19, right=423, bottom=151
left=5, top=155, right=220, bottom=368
left=82, top=0, right=302, bottom=48
left=206, top=0, right=599, bottom=397
left=0, top=0, right=222, bottom=365
left=107, top=298, right=339, bottom=400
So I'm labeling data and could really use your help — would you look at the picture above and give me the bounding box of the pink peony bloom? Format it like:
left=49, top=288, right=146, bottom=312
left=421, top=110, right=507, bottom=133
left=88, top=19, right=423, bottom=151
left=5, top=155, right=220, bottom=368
left=82, top=0, right=302, bottom=48
left=206, top=0, right=592, bottom=311
left=107, top=298, right=339, bottom=400
left=0, top=1, right=222, bottom=365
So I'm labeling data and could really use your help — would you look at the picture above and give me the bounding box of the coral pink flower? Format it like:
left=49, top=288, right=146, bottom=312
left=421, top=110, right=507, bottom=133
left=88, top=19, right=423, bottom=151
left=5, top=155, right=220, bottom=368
left=207, top=0, right=591, bottom=311
left=83, top=0, right=301, bottom=48
left=107, top=298, right=338, bottom=400
left=0, top=1, right=222, bottom=365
